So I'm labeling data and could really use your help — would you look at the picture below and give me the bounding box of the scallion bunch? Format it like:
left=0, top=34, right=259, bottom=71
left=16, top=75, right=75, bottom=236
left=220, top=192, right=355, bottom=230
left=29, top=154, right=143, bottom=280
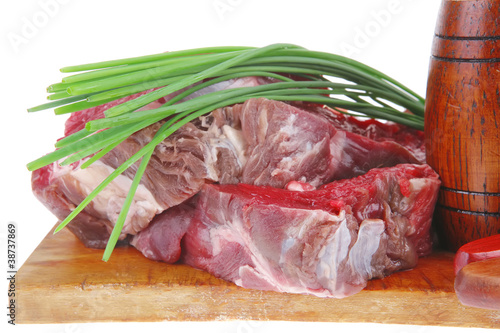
left=27, top=43, right=425, bottom=261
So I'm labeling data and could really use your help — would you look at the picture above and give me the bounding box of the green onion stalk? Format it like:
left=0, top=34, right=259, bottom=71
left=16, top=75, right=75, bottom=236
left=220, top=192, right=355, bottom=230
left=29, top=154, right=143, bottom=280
left=27, top=43, right=425, bottom=261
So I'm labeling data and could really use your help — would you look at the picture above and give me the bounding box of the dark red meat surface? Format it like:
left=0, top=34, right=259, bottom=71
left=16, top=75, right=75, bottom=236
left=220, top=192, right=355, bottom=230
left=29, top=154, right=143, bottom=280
left=32, top=78, right=427, bottom=253
left=133, top=164, right=439, bottom=298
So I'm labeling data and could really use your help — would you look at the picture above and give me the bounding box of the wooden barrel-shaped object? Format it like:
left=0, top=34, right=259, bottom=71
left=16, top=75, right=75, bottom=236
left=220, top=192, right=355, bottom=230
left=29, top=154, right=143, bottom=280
left=425, top=0, right=500, bottom=251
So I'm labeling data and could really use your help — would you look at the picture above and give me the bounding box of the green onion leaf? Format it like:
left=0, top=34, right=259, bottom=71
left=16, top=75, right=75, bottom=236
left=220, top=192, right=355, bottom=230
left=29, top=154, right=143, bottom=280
left=28, top=43, right=426, bottom=260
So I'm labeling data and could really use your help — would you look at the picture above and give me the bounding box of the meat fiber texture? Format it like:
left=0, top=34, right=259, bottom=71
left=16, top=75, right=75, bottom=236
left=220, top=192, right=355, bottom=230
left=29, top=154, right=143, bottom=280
left=136, top=164, right=440, bottom=298
left=32, top=78, right=269, bottom=247
left=32, top=77, right=426, bottom=249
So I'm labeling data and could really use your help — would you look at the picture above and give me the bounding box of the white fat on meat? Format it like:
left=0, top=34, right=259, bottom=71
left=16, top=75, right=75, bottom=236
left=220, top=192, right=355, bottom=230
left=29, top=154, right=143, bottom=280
left=347, top=219, right=387, bottom=280
left=232, top=212, right=387, bottom=298
left=51, top=159, right=164, bottom=235
left=221, top=125, right=247, bottom=165
left=223, top=207, right=358, bottom=297
left=315, top=214, right=354, bottom=296
left=179, top=77, right=265, bottom=102
left=285, top=181, right=316, bottom=192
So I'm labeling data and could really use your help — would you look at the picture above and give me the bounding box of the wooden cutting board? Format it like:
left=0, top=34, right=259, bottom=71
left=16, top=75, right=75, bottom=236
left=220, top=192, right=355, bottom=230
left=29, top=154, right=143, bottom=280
left=12, top=225, right=500, bottom=327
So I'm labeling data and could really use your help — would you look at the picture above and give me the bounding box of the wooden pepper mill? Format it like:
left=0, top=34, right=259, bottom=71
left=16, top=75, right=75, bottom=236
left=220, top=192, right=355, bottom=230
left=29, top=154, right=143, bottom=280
left=425, top=0, right=500, bottom=251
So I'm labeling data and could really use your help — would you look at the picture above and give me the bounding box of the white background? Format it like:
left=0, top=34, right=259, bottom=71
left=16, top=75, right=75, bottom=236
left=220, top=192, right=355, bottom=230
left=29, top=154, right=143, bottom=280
left=0, top=0, right=495, bottom=332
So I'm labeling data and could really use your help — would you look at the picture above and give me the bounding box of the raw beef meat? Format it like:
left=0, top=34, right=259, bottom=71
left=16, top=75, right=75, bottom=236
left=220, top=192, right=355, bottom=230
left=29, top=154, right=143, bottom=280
left=130, top=200, right=196, bottom=263
left=32, top=78, right=271, bottom=247
left=179, top=164, right=440, bottom=298
left=32, top=79, right=425, bottom=248
left=231, top=98, right=424, bottom=187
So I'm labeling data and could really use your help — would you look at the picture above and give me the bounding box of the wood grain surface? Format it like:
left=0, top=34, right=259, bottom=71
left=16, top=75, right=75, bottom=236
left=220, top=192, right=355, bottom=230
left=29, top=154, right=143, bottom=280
left=424, top=0, right=500, bottom=251
left=12, top=225, right=500, bottom=328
